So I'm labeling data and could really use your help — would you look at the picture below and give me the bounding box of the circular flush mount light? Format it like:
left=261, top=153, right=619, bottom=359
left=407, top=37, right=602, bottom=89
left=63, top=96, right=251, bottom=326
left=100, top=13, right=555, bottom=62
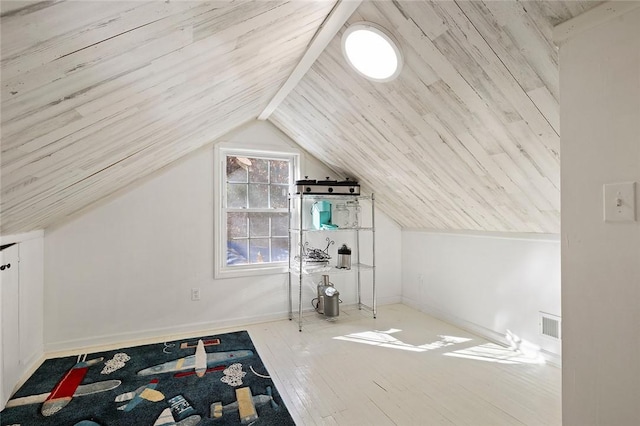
left=342, top=22, right=403, bottom=82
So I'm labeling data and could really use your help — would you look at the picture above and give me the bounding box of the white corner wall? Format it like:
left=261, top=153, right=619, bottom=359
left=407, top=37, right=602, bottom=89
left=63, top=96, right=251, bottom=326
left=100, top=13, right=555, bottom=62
left=557, top=3, right=640, bottom=425
left=402, top=231, right=561, bottom=361
left=44, top=121, right=401, bottom=351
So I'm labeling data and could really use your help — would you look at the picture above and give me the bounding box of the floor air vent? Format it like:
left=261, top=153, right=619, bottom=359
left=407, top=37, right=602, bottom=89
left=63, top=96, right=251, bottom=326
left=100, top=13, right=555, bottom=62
left=540, top=312, right=561, bottom=339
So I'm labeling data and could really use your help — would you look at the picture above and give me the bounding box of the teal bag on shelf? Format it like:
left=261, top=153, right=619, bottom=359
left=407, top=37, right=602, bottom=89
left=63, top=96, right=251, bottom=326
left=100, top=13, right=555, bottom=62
left=311, top=201, right=331, bottom=230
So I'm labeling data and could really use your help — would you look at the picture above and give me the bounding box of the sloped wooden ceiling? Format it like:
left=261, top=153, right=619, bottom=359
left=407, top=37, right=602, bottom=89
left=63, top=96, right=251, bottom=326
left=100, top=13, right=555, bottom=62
left=0, top=0, right=337, bottom=234
left=270, top=0, right=601, bottom=233
left=1, top=1, right=603, bottom=236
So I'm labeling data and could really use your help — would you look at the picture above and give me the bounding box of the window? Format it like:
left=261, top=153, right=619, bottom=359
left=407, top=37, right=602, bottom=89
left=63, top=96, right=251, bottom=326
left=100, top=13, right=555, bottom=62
left=215, top=146, right=298, bottom=278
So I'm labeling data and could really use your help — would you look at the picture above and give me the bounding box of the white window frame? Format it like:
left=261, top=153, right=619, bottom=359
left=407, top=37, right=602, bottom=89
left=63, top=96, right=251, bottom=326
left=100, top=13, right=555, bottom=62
left=214, top=144, right=299, bottom=279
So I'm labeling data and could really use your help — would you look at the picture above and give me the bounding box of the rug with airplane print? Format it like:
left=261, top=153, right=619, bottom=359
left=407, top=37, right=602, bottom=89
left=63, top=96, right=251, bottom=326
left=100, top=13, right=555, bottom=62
left=0, top=330, right=295, bottom=426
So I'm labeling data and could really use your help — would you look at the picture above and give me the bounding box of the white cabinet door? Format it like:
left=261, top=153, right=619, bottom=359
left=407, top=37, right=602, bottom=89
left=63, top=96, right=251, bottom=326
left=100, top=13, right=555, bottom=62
left=1, top=243, right=20, bottom=408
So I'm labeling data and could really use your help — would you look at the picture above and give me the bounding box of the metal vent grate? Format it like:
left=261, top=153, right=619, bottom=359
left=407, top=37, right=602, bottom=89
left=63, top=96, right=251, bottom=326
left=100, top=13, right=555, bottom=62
left=540, top=312, right=561, bottom=339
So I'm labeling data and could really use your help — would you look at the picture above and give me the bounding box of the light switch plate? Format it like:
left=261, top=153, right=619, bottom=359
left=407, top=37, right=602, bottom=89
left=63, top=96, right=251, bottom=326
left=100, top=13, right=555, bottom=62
left=603, top=182, right=636, bottom=222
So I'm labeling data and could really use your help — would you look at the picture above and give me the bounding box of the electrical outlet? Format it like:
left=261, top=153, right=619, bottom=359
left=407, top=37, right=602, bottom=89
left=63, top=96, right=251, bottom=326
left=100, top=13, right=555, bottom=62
left=191, top=288, right=201, bottom=301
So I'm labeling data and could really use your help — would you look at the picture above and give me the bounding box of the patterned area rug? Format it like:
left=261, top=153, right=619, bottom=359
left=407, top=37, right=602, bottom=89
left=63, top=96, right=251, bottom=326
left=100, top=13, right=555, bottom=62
left=1, top=331, right=295, bottom=425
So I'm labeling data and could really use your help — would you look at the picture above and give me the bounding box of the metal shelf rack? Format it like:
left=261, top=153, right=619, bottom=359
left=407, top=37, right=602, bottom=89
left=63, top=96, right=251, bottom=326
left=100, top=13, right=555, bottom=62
left=288, top=193, right=376, bottom=331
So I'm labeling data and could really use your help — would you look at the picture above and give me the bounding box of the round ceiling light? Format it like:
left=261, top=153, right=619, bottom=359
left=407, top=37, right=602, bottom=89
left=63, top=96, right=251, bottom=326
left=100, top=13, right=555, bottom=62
left=342, top=22, right=403, bottom=82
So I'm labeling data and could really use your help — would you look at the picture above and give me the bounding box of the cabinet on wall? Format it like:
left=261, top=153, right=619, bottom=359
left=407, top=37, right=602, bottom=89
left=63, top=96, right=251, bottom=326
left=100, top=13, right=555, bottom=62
left=1, top=243, right=20, bottom=408
left=0, top=233, right=44, bottom=411
left=288, top=193, right=376, bottom=331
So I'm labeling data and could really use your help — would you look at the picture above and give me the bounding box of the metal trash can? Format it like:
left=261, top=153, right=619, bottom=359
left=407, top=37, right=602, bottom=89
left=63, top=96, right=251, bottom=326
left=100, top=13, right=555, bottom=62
left=337, top=244, right=351, bottom=269
left=316, top=274, right=339, bottom=318
left=323, top=286, right=340, bottom=318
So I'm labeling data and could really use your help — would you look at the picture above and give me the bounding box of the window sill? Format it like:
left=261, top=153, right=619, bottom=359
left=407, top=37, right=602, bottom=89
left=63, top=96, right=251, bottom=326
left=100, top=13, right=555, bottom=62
left=214, top=263, right=288, bottom=280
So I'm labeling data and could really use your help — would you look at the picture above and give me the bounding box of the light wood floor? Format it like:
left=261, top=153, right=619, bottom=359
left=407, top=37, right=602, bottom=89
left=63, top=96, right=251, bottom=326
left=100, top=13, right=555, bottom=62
left=245, top=304, right=561, bottom=426
left=42, top=304, right=561, bottom=425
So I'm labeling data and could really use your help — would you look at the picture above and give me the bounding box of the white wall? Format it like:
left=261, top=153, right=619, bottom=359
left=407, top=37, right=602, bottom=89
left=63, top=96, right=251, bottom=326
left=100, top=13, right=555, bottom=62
left=0, top=231, right=44, bottom=404
left=557, top=3, right=640, bottom=425
left=44, top=120, right=402, bottom=351
left=402, top=230, right=561, bottom=361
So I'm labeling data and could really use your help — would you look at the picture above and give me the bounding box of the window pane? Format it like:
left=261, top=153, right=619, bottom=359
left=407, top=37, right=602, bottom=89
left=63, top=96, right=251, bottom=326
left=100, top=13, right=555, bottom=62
left=270, top=185, right=288, bottom=209
left=227, top=157, right=248, bottom=183
left=271, top=238, right=289, bottom=262
left=271, top=213, right=288, bottom=237
left=249, top=213, right=270, bottom=237
left=227, top=183, right=247, bottom=208
left=220, top=151, right=294, bottom=273
left=248, top=158, right=269, bottom=183
left=250, top=238, right=270, bottom=263
left=227, top=213, right=247, bottom=238
left=227, top=240, right=248, bottom=266
left=270, top=160, right=289, bottom=184
left=248, top=184, right=268, bottom=208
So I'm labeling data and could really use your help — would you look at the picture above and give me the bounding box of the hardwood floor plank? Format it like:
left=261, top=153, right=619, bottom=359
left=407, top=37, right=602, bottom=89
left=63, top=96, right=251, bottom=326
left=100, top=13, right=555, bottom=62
left=240, top=304, right=561, bottom=425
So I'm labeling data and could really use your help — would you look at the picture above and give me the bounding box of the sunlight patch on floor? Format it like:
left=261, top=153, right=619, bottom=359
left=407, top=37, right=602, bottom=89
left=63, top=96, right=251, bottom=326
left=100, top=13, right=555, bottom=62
left=333, top=328, right=472, bottom=352
left=444, top=342, right=546, bottom=365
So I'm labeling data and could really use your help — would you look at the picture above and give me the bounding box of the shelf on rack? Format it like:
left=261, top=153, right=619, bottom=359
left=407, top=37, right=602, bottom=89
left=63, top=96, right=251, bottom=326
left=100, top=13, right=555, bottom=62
left=288, top=227, right=373, bottom=233
left=289, top=263, right=374, bottom=276
left=289, top=194, right=373, bottom=201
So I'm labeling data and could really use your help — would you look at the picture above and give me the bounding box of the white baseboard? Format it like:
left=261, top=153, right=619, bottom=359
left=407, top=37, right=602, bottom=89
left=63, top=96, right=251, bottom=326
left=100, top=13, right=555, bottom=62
left=21, top=349, right=45, bottom=377
left=401, top=297, right=562, bottom=367
left=377, top=295, right=402, bottom=306
left=5, top=347, right=45, bottom=407
left=44, top=298, right=402, bottom=354
left=44, top=311, right=291, bottom=354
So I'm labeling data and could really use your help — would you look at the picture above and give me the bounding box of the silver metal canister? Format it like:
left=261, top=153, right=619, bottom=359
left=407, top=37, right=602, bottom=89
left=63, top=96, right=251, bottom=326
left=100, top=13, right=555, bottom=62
left=323, top=286, right=340, bottom=317
left=316, top=275, right=331, bottom=314
left=337, top=244, right=351, bottom=269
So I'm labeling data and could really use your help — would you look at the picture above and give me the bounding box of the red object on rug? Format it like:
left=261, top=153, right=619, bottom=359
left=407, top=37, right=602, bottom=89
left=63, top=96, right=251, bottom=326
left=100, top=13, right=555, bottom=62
left=46, top=364, right=88, bottom=400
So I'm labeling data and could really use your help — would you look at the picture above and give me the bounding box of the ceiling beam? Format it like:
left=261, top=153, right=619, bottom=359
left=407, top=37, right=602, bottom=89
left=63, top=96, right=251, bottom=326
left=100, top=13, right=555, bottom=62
left=257, top=0, right=361, bottom=120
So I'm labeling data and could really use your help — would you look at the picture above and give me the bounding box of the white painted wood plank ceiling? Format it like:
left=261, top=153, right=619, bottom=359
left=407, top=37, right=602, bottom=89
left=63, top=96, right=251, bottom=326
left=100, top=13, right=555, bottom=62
left=1, top=1, right=602, bottom=235
left=270, top=0, right=601, bottom=233
left=0, top=0, right=337, bottom=234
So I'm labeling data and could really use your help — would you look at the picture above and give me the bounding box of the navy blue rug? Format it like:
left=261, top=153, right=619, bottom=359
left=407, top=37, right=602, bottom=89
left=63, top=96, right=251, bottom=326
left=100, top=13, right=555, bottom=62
left=1, top=331, right=295, bottom=425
